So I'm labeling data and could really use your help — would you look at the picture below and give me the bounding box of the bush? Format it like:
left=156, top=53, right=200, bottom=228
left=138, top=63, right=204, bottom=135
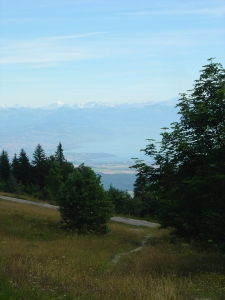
left=59, top=164, right=113, bottom=234
left=107, top=185, right=143, bottom=217
left=128, top=197, right=143, bottom=217
left=0, top=180, right=6, bottom=192
left=6, top=174, right=18, bottom=193
left=107, top=185, right=130, bottom=215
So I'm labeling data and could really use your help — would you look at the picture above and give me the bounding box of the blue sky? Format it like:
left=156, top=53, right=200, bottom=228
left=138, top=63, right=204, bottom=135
left=0, top=0, right=225, bottom=107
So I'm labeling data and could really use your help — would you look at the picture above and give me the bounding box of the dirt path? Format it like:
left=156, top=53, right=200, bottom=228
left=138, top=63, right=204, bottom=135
left=0, top=195, right=159, bottom=228
left=112, top=234, right=151, bottom=264
left=110, top=216, right=159, bottom=227
left=0, top=195, right=59, bottom=209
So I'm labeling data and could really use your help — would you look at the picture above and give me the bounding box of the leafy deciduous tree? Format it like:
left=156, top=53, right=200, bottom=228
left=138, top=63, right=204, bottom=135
left=107, top=185, right=129, bottom=214
left=132, top=59, right=225, bottom=248
left=59, top=164, right=113, bottom=234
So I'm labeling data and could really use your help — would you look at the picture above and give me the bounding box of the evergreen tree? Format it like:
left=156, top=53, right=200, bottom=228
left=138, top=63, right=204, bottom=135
left=32, top=144, right=48, bottom=188
left=18, top=149, right=30, bottom=185
left=54, top=142, right=74, bottom=181
left=55, top=142, right=66, bottom=165
left=0, top=150, right=10, bottom=182
left=11, top=153, right=20, bottom=179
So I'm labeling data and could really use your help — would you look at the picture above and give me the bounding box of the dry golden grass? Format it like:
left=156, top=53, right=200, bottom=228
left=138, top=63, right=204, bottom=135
left=0, top=199, right=225, bottom=300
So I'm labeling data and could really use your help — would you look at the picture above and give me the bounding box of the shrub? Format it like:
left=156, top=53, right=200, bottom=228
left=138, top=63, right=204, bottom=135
left=59, top=164, right=113, bottom=234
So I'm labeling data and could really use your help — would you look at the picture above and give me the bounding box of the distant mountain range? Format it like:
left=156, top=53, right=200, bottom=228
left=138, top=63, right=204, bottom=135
left=42, top=98, right=179, bottom=109
left=0, top=98, right=180, bottom=157
left=0, top=97, right=179, bottom=110
left=0, top=98, right=180, bottom=190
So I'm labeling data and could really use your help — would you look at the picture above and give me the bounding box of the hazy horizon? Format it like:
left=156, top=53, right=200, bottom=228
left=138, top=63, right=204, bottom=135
left=0, top=96, right=179, bottom=109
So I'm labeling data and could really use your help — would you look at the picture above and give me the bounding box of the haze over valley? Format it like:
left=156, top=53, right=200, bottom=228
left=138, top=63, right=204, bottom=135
left=0, top=98, right=179, bottom=190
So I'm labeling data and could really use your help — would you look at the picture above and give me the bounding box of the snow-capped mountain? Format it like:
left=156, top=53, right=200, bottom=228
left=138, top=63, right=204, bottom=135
left=41, top=98, right=179, bottom=110
left=43, top=101, right=116, bottom=110
left=43, top=101, right=70, bottom=110
left=0, top=97, right=179, bottom=111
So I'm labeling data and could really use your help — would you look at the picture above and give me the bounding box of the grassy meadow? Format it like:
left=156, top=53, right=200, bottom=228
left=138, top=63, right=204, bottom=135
left=0, top=199, right=225, bottom=300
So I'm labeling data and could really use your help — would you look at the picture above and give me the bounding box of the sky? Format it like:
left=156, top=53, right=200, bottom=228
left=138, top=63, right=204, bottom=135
left=0, top=0, right=225, bottom=108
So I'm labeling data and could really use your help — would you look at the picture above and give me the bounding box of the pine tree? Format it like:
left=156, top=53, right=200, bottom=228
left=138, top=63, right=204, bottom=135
left=11, top=153, right=20, bottom=179
left=55, top=142, right=66, bottom=165
left=54, top=142, right=74, bottom=181
left=0, top=150, right=10, bottom=182
left=18, top=149, right=31, bottom=185
left=32, top=144, right=48, bottom=188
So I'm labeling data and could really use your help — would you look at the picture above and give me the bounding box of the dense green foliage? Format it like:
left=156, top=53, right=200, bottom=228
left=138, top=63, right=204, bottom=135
left=46, top=161, right=63, bottom=203
left=132, top=59, right=225, bottom=249
left=59, top=164, right=113, bottom=234
left=0, top=143, right=74, bottom=202
left=107, top=185, right=142, bottom=217
left=107, top=185, right=132, bottom=215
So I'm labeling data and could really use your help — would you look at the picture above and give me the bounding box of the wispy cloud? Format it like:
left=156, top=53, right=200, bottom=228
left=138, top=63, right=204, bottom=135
left=0, top=32, right=106, bottom=65
left=50, top=32, right=107, bottom=40
left=0, top=0, right=97, bottom=13
left=1, top=28, right=224, bottom=66
left=123, top=5, right=225, bottom=17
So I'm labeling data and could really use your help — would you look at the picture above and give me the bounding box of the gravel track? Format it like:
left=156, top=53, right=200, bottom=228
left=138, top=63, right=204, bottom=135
left=0, top=195, right=159, bottom=228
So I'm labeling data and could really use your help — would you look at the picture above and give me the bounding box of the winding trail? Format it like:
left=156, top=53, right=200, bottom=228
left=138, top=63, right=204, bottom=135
left=112, top=234, right=151, bottom=264
left=0, top=195, right=159, bottom=228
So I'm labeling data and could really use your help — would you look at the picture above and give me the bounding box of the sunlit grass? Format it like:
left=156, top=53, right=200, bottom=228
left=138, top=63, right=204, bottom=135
left=0, top=199, right=225, bottom=300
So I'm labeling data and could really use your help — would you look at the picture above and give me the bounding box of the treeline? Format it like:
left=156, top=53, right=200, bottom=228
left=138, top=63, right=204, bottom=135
left=0, top=143, right=74, bottom=201
left=0, top=143, right=147, bottom=218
